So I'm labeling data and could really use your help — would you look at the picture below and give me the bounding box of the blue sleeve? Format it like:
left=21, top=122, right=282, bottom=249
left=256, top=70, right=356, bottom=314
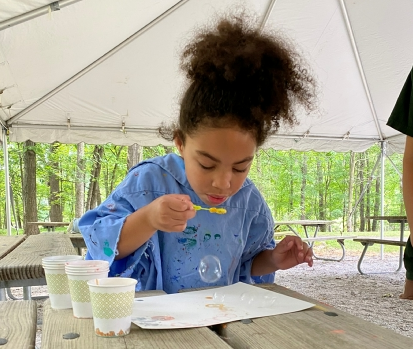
left=78, top=165, right=164, bottom=290
left=239, top=207, right=276, bottom=284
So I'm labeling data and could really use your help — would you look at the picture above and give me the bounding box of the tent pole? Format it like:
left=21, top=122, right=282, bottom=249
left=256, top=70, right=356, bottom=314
left=6, top=0, right=189, bottom=126
left=0, top=0, right=83, bottom=31
left=385, top=154, right=402, bottom=179
left=2, top=129, right=12, bottom=236
left=380, top=141, right=386, bottom=259
left=339, top=0, right=384, bottom=141
left=260, top=0, right=278, bottom=30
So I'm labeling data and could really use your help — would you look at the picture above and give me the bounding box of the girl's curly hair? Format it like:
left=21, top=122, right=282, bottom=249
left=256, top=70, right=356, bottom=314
left=159, top=12, right=317, bottom=147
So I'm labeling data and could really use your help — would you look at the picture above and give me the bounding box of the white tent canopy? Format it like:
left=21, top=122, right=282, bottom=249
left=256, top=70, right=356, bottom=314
left=1, top=0, right=413, bottom=153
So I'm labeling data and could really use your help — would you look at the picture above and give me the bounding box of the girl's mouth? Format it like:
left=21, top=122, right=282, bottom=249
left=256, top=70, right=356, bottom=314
left=207, top=195, right=227, bottom=205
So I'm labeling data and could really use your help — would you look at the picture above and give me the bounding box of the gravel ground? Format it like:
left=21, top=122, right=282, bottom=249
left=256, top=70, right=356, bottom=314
left=6, top=248, right=413, bottom=348
left=275, top=249, right=413, bottom=339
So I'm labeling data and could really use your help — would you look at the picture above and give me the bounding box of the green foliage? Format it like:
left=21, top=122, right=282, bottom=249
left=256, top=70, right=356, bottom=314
left=0, top=140, right=404, bottom=233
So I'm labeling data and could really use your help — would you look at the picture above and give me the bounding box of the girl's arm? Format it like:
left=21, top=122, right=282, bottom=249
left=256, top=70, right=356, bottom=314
left=251, top=236, right=313, bottom=276
left=116, top=194, right=195, bottom=259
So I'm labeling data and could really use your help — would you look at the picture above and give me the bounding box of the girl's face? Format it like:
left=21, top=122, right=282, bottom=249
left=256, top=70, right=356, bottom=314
left=175, top=127, right=257, bottom=206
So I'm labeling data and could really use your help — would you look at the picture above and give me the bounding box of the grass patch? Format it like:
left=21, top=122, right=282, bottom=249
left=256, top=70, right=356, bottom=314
left=0, top=227, right=68, bottom=236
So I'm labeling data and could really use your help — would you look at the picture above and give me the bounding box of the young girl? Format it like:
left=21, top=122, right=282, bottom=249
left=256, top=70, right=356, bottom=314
left=79, top=14, right=316, bottom=294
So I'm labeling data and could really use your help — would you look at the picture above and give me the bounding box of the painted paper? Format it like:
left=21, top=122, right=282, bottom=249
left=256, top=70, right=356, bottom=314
left=132, top=282, right=314, bottom=329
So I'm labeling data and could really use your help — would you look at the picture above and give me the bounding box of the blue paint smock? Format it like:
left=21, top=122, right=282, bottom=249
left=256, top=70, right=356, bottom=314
left=78, top=153, right=276, bottom=293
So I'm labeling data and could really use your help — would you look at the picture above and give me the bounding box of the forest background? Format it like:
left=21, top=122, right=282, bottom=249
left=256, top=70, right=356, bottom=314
left=0, top=140, right=405, bottom=236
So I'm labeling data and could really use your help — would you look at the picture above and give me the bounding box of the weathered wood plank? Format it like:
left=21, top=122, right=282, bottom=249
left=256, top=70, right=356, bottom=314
left=42, top=291, right=232, bottom=349
left=0, top=233, right=77, bottom=281
left=275, top=220, right=335, bottom=226
left=365, top=216, right=407, bottom=223
left=217, top=284, right=413, bottom=349
left=27, top=222, right=71, bottom=227
left=354, top=238, right=407, bottom=247
left=302, top=235, right=357, bottom=242
left=69, top=233, right=86, bottom=254
left=0, top=300, right=37, bottom=348
left=0, top=235, right=26, bottom=259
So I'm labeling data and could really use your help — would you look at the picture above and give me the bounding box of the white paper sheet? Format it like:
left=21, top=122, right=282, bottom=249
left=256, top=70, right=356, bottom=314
left=132, top=282, right=314, bottom=329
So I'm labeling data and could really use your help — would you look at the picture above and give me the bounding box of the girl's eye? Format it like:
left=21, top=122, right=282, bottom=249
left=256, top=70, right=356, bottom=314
left=199, top=163, right=214, bottom=170
left=233, top=168, right=247, bottom=173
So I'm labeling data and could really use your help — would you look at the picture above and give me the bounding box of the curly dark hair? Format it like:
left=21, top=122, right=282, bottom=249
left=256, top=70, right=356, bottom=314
left=159, top=13, right=316, bottom=147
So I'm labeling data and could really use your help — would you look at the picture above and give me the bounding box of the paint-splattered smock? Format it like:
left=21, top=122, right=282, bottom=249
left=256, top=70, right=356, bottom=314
left=78, top=153, right=276, bottom=294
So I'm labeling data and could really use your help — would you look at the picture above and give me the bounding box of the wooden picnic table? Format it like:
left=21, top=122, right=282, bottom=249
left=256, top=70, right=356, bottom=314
left=274, top=220, right=355, bottom=261
left=0, top=235, right=27, bottom=301
left=40, top=283, right=412, bottom=349
left=68, top=232, right=87, bottom=255
left=0, top=232, right=77, bottom=300
left=355, top=216, right=408, bottom=274
left=27, top=221, right=71, bottom=232
left=0, top=300, right=37, bottom=348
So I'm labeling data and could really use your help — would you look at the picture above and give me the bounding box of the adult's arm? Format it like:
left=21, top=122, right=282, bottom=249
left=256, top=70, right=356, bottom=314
left=403, top=136, right=413, bottom=248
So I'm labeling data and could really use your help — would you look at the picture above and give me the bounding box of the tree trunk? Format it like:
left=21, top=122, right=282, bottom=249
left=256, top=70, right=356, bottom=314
left=49, top=142, right=63, bottom=222
left=372, top=175, right=380, bottom=231
left=109, top=146, right=124, bottom=194
left=86, top=145, right=104, bottom=210
left=75, top=142, right=85, bottom=218
left=23, top=140, right=39, bottom=235
left=346, top=152, right=355, bottom=232
left=300, top=153, right=307, bottom=220
left=164, top=146, right=174, bottom=154
left=127, top=144, right=143, bottom=170
left=366, top=155, right=371, bottom=231
left=358, top=153, right=365, bottom=232
left=15, top=193, right=22, bottom=229
left=317, top=157, right=326, bottom=231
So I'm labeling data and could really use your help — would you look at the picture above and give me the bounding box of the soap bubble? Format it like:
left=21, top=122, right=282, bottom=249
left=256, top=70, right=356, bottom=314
left=213, top=291, right=226, bottom=303
left=240, top=292, right=277, bottom=307
left=240, top=292, right=255, bottom=304
left=260, top=295, right=277, bottom=307
left=199, top=255, right=222, bottom=283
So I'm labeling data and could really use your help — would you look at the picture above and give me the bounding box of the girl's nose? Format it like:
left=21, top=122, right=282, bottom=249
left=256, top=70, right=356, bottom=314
left=212, top=171, right=231, bottom=189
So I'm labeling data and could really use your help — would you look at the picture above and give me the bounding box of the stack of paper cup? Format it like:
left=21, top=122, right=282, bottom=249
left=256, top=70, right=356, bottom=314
left=88, top=277, right=137, bottom=337
left=42, top=255, right=84, bottom=309
left=65, top=260, right=109, bottom=318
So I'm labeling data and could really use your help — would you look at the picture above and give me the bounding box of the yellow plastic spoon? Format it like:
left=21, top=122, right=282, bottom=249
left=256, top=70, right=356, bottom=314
left=193, top=205, right=227, bottom=215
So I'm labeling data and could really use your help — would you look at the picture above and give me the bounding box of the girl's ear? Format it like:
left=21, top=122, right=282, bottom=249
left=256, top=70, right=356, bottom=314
left=174, top=137, right=184, bottom=155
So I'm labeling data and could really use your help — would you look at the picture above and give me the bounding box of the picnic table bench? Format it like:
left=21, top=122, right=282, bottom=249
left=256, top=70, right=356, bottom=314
left=354, top=216, right=408, bottom=274
left=0, top=300, right=37, bottom=348
left=274, top=220, right=355, bottom=261
left=0, top=233, right=77, bottom=300
left=27, top=221, right=70, bottom=232
left=354, top=238, right=408, bottom=274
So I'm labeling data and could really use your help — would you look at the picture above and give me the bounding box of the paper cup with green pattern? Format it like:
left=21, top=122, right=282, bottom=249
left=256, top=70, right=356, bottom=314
left=42, top=255, right=83, bottom=310
left=87, top=277, right=137, bottom=337
left=65, top=260, right=109, bottom=318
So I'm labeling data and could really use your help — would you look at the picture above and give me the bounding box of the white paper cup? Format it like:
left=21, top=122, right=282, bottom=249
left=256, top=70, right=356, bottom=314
left=42, top=255, right=83, bottom=268
left=65, top=260, right=109, bottom=318
left=42, top=255, right=83, bottom=310
left=88, top=277, right=137, bottom=337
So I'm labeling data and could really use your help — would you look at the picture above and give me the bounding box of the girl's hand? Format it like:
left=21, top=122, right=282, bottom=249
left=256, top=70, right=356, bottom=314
left=271, top=235, right=313, bottom=270
left=148, top=194, right=196, bottom=232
